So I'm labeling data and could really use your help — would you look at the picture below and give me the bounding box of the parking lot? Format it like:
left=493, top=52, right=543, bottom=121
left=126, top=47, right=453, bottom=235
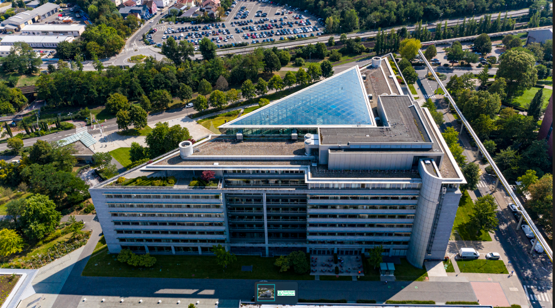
left=144, top=0, right=323, bottom=49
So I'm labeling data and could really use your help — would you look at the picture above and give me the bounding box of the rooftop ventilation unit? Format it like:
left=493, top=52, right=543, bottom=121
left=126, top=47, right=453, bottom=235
left=371, top=56, right=382, bottom=68
left=179, top=140, right=194, bottom=158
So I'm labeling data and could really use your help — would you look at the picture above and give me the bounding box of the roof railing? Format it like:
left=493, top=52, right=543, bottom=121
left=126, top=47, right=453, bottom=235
left=418, top=49, right=553, bottom=262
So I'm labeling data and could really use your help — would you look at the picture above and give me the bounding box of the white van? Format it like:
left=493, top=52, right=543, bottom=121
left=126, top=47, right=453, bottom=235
left=458, top=248, right=480, bottom=260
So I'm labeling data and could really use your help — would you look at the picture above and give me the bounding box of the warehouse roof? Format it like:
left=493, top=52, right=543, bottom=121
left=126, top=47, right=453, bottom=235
left=22, top=24, right=85, bottom=31
left=1, top=35, right=73, bottom=44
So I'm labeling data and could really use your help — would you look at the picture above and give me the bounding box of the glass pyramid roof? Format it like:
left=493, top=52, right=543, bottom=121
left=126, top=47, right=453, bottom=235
left=227, top=67, right=373, bottom=127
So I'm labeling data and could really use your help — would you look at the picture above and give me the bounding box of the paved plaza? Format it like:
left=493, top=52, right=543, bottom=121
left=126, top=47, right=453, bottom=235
left=310, top=255, right=363, bottom=276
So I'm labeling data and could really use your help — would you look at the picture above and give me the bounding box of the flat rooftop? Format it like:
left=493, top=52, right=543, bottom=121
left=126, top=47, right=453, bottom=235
left=320, top=96, right=432, bottom=145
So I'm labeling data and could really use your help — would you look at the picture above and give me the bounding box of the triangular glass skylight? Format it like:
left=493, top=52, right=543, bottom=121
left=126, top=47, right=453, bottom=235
left=226, top=66, right=373, bottom=127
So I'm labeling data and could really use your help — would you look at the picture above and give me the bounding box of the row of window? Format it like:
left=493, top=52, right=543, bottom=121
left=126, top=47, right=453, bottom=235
left=225, top=180, right=306, bottom=186
left=309, top=195, right=419, bottom=200
left=308, top=232, right=411, bottom=237
left=227, top=208, right=306, bottom=214
left=110, top=213, right=223, bottom=218
left=308, top=223, right=412, bottom=228
left=224, top=170, right=304, bottom=174
left=226, top=197, right=307, bottom=204
left=122, top=246, right=214, bottom=252
left=308, top=205, right=416, bottom=210
left=119, top=238, right=226, bottom=243
left=309, top=183, right=422, bottom=190
left=308, top=240, right=410, bottom=245
left=231, top=232, right=306, bottom=239
left=309, top=214, right=415, bottom=219
left=116, top=230, right=225, bottom=235
left=113, top=221, right=224, bottom=227
left=108, top=203, right=222, bottom=209
left=105, top=194, right=221, bottom=200
left=228, top=216, right=306, bottom=222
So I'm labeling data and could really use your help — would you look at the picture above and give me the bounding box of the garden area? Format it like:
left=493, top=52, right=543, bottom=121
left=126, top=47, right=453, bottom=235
left=451, top=191, right=493, bottom=241
left=511, top=87, right=552, bottom=110
left=198, top=110, right=240, bottom=134
left=116, top=126, right=152, bottom=137
left=456, top=259, right=509, bottom=274
left=83, top=250, right=315, bottom=280
left=110, top=148, right=132, bottom=167
left=112, top=176, right=176, bottom=187
left=0, top=274, right=20, bottom=306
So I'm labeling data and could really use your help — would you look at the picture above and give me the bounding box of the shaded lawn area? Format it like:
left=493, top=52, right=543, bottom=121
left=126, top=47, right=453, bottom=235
left=451, top=191, right=492, bottom=241
left=82, top=251, right=314, bottom=280
left=90, top=106, right=115, bottom=121
left=117, top=126, right=152, bottom=137
left=110, top=147, right=132, bottom=167
left=444, top=259, right=455, bottom=272
left=512, top=87, right=552, bottom=109
left=92, top=236, right=107, bottom=256
left=360, top=258, right=427, bottom=281
left=457, top=259, right=509, bottom=274
left=332, top=53, right=373, bottom=66
left=0, top=192, right=32, bottom=215
left=198, top=110, right=240, bottom=134
left=16, top=74, right=40, bottom=87
left=242, top=106, right=261, bottom=115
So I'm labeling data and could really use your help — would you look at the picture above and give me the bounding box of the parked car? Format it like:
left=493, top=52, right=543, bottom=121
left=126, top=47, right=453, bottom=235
left=458, top=248, right=479, bottom=260
left=530, top=239, right=544, bottom=254
left=485, top=252, right=500, bottom=260
left=521, top=224, right=535, bottom=239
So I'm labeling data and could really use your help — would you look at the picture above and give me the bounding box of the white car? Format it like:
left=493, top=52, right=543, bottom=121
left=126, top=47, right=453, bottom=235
left=521, top=224, right=535, bottom=239
left=485, top=252, right=500, bottom=260
left=185, top=102, right=194, bottom=108
left=530, top=239, right=544, bottom=254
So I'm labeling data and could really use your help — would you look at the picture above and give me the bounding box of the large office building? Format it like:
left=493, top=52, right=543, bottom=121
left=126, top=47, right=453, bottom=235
left=90, top=56, right=465, bottom=268
left=0, top=3, right=59, bottom=31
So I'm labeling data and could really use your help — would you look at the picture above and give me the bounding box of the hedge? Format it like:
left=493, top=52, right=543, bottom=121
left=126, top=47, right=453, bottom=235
left=385, top=300, right=436, bottom=304
left=445, top=301, right=479, bottom=305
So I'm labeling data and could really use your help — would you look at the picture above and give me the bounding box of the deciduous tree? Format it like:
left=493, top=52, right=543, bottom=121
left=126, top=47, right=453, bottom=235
left=470, top=195, right=499, bottom=236
left=106, top=93, right=130, bottom=114
left=20, top=194, right=61, bottom=241
left=0, top=229, right=24, bottom=256
left=399, top=38, right=421, bottom=60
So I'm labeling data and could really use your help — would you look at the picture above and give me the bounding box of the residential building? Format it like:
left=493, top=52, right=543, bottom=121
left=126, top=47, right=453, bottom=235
left=122, top=0, right=138, bottom=7
left=143, top=0, right=158, bottom=15
left=201, top=0, right=219, bottom=7
left=177, top=0, right=196, bottom=7
left=169, top=2, right=188, bottom=14
left=26, top=0, right=41, bottom=8
left=119, top=6, right=149, bottom=19
left=526, top=28, right=553, bottom=45
left=21, top=24, right=86, bottom=36
left=89, top=57, right=466, bottom=269
left=112, top=0, right=124, bottom=6
left=181, top=6, right=199, bottom=18
left=0, top=35, right=74, bottom=48
left=0, top=46, right=12, bottom=57
left=538, top=93, right=554, bottom=159
left=0, top=3, right=59, bottom=31
left=154, top=0, right=173, bottom=8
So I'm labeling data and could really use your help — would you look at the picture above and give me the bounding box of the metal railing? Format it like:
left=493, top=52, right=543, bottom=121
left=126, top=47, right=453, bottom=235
left=418, top=49, right=553, bottom=262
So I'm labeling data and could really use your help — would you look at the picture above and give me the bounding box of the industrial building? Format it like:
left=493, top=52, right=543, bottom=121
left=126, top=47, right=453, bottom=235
left=20, top=24, right=86, bottom=37
left=0, top=3, right=59, bottom=31
left=0, top=35, right=74, bottom=48
left=89, top=56, right=465, bottom=269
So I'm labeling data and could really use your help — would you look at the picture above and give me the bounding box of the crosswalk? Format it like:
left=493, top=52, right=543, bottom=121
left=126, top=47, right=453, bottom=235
left=524, top=285, right=552, bottom=303
left=477, top=180, right=490, bottom=188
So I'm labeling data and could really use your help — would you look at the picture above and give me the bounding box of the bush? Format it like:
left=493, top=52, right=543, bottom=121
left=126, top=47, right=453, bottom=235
left=60, top=122, right=75, bottom=130
left=294, top=57, right=305, bottom=66
left=117, top=177, right=125, bottom=184
left=152, top=180, right=162, bottom=186
left=117, top=249, right=157, bottom=267
left=167, top=177, right=176, bottom=185
left=127, top=158, right=150, bottom=170
left=485, top=165, right=494, bottom=175
left=84, top=204, right=95, bottom=214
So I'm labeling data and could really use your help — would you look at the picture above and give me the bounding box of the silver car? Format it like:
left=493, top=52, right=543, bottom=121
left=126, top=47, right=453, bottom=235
left=521, top=224, right=535, bottom=239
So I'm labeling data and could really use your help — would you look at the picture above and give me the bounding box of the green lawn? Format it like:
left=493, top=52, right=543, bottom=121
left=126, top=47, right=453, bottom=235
left=16, top=75, right=40, bottom=87
left=512, top=87, right=553, bottom=109
left=82, top=251, right=314, bottom=280
left=198, top=110, right=240, bottom=134
left=434, top=88, right=445, bottom=95
left=110, top=147, right=132, bottom=167
left=456, top=259, right=509, bottom=274
left=444, top=259, right=455, bottom=272
left=451, top=191, right=493, bottom=241
left=116, top=126, right=152, bottom=136
left=0, top=192, right=31, bottom=215
left=243, top=106, right=261, bottom=114
left=92, top=236, right=107, bottom=256
left=408, top=83, right=418, bottom=95
left=90, top=106, right=115, bottom=121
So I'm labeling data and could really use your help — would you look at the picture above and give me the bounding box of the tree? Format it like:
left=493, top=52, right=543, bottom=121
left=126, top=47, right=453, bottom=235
left=424, top=45, right=437, bottom=61
left=92, top=152, right=113, bottom=170
left=268, top=75, right=284, bottom=92
left=470, top=195, right=499, bottom=236
left=7, top=137, right=23, bottom=153
left=209, top=90, right=227, bottom=109
left=474, top=33, right=492, bottom=55
left=0, top=229, right=24, bottom=256
left=315, top=43, right=327, bottom=59
left=20, top=194, right=61, bottom=241
left=307, top=63, right=322, bottom=82
left=296, top=68, right=308, bottom=85
left=340, top=33, right=347, bottom=44
left=528, top=174, right=553, bottom=232
left=258, top=98, right=270, bottom=107
left=494, top=147, right=522, bottom=181
left=278, top=50, right=291, bottom=66
left=367, top=245, right=383, bottom=269
left=461, top=163, right=480, bottom=190
left=146, top=122, right=190, bottom=157
left=463, top=51, right=480, bottom=64
left=442, top=127, right=466, bottom=166
left=520, top=140, right=551, bottom=176
left=343, top=9, right=359, bottom=32
left=215, top=76, right=229, bottom=91
left=472, top=114, right=495, bottom=140
left=497, top=49, right=538, bottom=97
left=284, top=71, right=296, bottom=88
left=536, top=64, right=548, bottom=80
left=484, top=139, right=497, bottom=155
left=447, top=41, right=465, bottom=63
left=201, top=170, right=215, bottom=183
left=288, top=250, right=309, bottom=274
left=1, top=42, right=42, bottom=74
left=328, top=36, right=335, bottom=46
left=116, top=109, right=131, bottom=131
left=274, top=255, right=290, bottom=272
left=199, top=37, right=217, bottom=60
left=105, top=93, right=130, bottom=114
left=328, top=50, right=342, bottom=62
left=129, top=105, right=148, bottom=130
left=139, top=95, right=152, bottom=112
left=130, top=142, right=148, bottom=162
left=294, top=57, right=305, bottom=67
left=226, top=88, right=239, bottom=104
left=6, top=198, right=25, bottom=230
left=150, top=90, right=172, bottom=110
left=488, top=77, right=507, bottom=102
left=256, top=78, right=268, bottom=96
left=263, top=50, right=281, bottom=73
left=517, top=170, right=538, bottom=195
left=527, top=88, right=544, bottom=121
left=478, top=66, right=490, bottom=86
left=402, top=66, right=418, bottom=84
left=398, top=58, right=412, bottom=72
left=193, top=95, right=208, bottom=111
left=456, top=90, right=500, bottom=120
left=241, top=79, right=256, bottom=100
left=176, top=84, right=193, bottom=104
left=161, top=36, right=194, bottom=65
left=399, top=38, right=421, bottom=60
left=211, top=244, right=237, bottom=270
left=423, top=99, right=444, bottom=126
left=320, top=60, right=334, bottom=78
